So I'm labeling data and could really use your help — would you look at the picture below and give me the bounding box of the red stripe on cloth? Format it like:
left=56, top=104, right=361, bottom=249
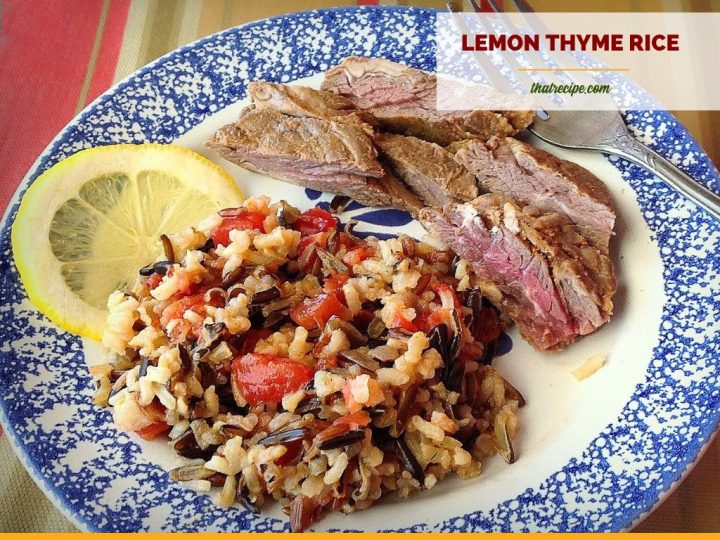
left=0, top=0, right=122, bottom=214
left=87, top=0, right=131, bottom=105
left=477, top=1, right=495, bottom=12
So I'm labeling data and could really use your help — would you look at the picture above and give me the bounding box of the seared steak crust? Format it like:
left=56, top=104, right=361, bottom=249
left=248, top=81, right=368, bottom=124
left=370, top=172, right=425, bottom=215
left=374, top=133, right=478, bottom=206
left=208, top=108, right=384, bottom=177
left=207, top=108, right=379, bottom=198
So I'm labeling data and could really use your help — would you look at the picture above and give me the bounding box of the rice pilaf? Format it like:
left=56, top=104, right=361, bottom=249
left=92, top=196, right=524, bottom=531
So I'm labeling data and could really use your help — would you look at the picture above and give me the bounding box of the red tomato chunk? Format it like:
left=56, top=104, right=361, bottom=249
left=136, top=421, right=169, bottom=440
left=231, top=353, right=314, bottom=406
left=160, top=293, right=207, bottom=327
left=290, top=292, right=352, bottom=330
left=293, top=207, right=338, bottom=236
left=136, top=401, right=169, bottom=440
left=324, top=272, right=350, bottom=293
left=212, top=210, right=266, bottom=246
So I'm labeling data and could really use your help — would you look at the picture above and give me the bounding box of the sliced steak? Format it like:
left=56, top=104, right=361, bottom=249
left=453, top=137, right=615, bottom=252
left=374, top=132, right=477, bottom=206
left=248, top=81, right=365, bottom=123
left=322, top=57, right=534, bottom=145
left=206, top=108, right=423, bottom=213
left=322, top=56, right=433, bottom=109
left=419, top=195, right=615, bottom=351
left=368, top=107, right=532, bottom=147
left=207, top=107, right=379, bottom=192
left=369, top=172, right=425, bottom=215
left=517, top=206, right=616, bottom=330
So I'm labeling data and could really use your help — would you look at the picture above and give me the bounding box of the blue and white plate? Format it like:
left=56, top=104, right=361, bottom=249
left=1, top=6, right=719, bottom=533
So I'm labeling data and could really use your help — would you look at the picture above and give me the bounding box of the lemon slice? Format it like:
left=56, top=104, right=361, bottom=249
left=12, top=144, right=243, bottom=340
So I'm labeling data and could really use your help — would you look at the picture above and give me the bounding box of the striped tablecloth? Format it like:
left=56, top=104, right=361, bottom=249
left=0, top=0, right=718, bottom=532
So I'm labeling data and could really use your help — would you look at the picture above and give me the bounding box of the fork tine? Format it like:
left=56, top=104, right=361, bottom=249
left=453, top=0, right=549, bottom=101
left=505, top=0, right=597, bottom=89
left=470, top=0, right=564, bottom=103
left=446, top=3, right=517, bottom=91
left=469, top=0, right=569, bottom=103
left=494, top=7, right=573, bottom=90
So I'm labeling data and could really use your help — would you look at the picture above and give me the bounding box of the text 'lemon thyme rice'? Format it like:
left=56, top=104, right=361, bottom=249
left=92, top=196, right=524, bottom=531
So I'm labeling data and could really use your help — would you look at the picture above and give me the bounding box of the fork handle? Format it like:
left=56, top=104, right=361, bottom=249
left=596, top=132, right=720, bottom=221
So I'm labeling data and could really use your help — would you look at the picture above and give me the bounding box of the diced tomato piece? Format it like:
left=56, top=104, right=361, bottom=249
left=240, top=328, right=272, bottom=355
left=293, top=207, right=338, bottom=236
left=212, top=210, right=266, bottom=246
left=231, top=353, right=315, bottom=406
left=415, top=308, right=452, bottom=333
left=324, top=272, right=350, bottom=294
left=136, top=401, right=169, bottom=440
left=297, top=236, right=314, bottom=256
left=136, top=421, right=169, bottom=440
left=297, top=232, right=328, bottom=271
left=342, top=246, right=370, bottom=267
left=298, top=232, right=327, bottom=255
left=333, top=411, right=371, bottom=428
left=160, top=293, right=207, bottom=327
left=290, top=293, right=352, bottom=330
left=335, top=231, right=362, bottom=251
left=390, top=312, right=418, bottom=333
left=432, top=283, right=462, bottom=310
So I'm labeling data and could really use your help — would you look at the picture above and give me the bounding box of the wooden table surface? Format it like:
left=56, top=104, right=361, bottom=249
left=1, top=0, right=717, bottom=532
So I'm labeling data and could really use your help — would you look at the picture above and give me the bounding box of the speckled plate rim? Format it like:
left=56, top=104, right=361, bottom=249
left=0, top=6, right=719, bottom=532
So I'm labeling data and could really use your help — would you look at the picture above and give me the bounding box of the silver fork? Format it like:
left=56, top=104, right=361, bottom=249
left=529, top=110, right=720, bottom=220
left=450, top=0, right=720, bottom=221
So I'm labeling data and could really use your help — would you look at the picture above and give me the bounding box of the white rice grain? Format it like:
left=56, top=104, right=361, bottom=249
left=573, top=354, right=607, bottom=380
left=324, top=451, right=349, bottom=485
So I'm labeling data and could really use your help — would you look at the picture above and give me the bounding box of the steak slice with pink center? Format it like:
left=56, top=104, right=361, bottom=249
left=419, top=195, right=615, bottom=351
left=322, top=57, right=534, bottom=146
